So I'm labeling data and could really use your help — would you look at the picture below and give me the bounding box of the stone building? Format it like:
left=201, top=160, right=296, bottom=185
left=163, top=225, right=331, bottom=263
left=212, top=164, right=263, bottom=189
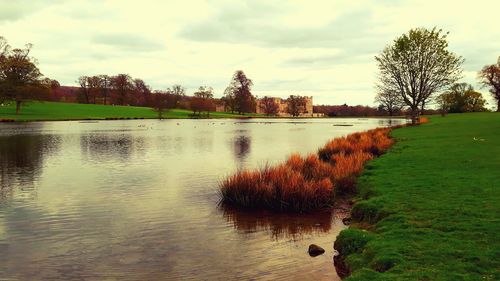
left=255, top=96, right=314, bottom=117
left=215, top=96, right=323, bottom=117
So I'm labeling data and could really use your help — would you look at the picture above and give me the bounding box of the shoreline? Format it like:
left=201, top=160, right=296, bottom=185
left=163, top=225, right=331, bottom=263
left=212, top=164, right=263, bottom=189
left=0, top=115, right=406, bottom=123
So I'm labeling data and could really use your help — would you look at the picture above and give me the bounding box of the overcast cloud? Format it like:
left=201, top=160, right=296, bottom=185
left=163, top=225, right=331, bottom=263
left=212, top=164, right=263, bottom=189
left=0, top=0, right=499, bottom=106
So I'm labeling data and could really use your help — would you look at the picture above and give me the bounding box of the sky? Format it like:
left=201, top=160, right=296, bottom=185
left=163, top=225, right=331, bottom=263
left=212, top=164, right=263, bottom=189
left=1, top=0, right=499, bottom=106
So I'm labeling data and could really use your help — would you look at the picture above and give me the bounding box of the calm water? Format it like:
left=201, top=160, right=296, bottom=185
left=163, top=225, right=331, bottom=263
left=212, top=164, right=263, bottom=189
left=0, top=118, right=402, bottom=280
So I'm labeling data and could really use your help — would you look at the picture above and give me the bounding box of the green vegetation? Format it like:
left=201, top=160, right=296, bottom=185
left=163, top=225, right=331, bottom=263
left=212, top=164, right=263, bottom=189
left=335, top=113, right=500, bottom=280
left=0, top=101, right=261, bottom=121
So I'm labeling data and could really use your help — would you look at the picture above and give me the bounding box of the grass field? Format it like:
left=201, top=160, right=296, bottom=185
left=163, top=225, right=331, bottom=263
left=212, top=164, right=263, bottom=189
left=0, top=101, right=261, bottom=121
left=335, top=113, right=500, bottom=280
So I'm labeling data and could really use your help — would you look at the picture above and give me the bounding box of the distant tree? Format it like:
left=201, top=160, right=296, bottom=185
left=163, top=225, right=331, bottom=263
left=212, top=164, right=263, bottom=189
left=151, top=91, right=176, bottom=118
left=227, top=70, right=255, bottom=114
left=98, top=75, right=111, bottom=105
left=439, top=83, right=487, bottom=113
left=478, top=56, right=500, bottom=112
left=0, top=37, right=49, bottom=114
left=375, top=27, right=463, bottom=124
left=110, top=74, right=133, bottom=105
left=191, top=86, right=214, bottom=117
left=133, top=78, right=152, bottom=106
left=259, top=96, right=279, bottom=116
left=286, top=95, right=307, bottom=117
left=375, top=89, right=405, bottom=116
left=221, top=86, right=237, bottom=113
left=77, top=76, right=91, bottom=103
left=168, top=84, right=186, bottom=108
left=87, top=76, right=102, bottom=104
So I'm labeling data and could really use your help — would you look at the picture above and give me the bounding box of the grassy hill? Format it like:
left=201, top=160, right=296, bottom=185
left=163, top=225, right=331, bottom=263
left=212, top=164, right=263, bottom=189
left=0, top=101, right=259, bottom=121
left=335, top=112, right=500, bottom=280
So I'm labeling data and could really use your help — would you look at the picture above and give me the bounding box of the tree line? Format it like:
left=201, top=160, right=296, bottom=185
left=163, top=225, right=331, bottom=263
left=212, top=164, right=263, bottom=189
left=0, top=35, right=312, bottom=118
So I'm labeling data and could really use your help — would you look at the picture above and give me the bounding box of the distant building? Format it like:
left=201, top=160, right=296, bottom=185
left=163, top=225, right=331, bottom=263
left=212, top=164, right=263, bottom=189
left=255, top=96, right=316, bottom=117
left=215, top=96, right=324, bottom=117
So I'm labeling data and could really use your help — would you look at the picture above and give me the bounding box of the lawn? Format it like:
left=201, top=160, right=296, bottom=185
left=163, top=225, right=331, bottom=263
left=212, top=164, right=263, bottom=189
left=0, top=101, right=261, bottom=121
left=335, top=113, right=500, bottom=280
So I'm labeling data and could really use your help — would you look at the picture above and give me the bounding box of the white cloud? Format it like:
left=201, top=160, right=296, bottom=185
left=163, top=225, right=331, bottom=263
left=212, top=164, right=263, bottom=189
left=0, top=0, right=499, bottom=105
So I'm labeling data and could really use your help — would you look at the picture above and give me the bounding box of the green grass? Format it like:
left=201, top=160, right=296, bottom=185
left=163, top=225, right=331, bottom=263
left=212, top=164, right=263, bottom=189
left=335, top=113, right=500, bottom=280
left=0, top=101, right=261, bottom=121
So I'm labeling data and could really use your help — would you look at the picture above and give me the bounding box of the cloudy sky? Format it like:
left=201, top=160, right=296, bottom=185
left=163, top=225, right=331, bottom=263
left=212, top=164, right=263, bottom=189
left=1, top=0, right=499, bottom=106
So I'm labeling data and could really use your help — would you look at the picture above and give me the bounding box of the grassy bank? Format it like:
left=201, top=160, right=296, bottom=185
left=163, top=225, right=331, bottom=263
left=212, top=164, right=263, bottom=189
left=0, top=101, right=260, bottom=121
left=335, top=113, right=500, bottom=280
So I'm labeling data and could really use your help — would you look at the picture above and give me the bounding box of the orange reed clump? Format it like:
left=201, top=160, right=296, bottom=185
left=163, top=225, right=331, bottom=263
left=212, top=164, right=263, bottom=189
left=319, top=128, right=394, bottom=160
left=220, top=127, right=395, bottom=212
left=220, top=161, right=334, bottom=212
left=330, top=151, right=374, bottom=193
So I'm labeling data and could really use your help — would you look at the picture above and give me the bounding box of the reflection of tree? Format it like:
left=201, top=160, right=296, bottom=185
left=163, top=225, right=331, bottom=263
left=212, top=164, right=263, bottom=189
left=221, top=206, right=333, bottom=241
left=0, top=134, right=61, bottom=194
left=80, top=134, right=143, bottom=161
left=233, top=135, right=251, bottom=160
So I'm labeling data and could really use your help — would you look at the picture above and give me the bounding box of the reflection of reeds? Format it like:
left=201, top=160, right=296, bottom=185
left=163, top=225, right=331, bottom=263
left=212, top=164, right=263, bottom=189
left=219, top=127, right=395, bottom=212
left=221, top=205, right=333, bottom=240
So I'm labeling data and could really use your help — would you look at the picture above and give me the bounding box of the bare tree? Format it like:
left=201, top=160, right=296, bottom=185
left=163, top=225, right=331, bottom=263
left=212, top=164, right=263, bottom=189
left=478, top=56, right=500, bottom=112
left=191, top=86, right=214, bottom=117
left=110, top=74, right=133, bottom=105
left=133, top=78, right=152, bottom=106
left=168, top=84, right=186, bottom=108
left=375, top=27, right=463, bottom=124
left=374, top=89, right=405, bottom=116
left=77, top=76, right=90, bottom=103
left=151, top=91, right=176, bottom=119
left=259, top=96, right=279, bottom=116
left=98, top=75, right=111, bottom=105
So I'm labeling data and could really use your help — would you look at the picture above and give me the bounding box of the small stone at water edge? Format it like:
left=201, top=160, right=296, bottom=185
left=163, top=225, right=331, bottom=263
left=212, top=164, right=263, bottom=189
left=308, top=244, right=325, bottom=257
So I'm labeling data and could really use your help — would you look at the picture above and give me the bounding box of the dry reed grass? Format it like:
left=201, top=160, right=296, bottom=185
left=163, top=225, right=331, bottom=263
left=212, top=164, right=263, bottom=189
left=220, top=127, right=396, bottom=212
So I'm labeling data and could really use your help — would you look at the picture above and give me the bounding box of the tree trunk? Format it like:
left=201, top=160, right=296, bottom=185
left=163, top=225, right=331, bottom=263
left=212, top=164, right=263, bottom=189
left=15, top=100, right=22, bottom=115
left=497, top=99, right=500, bottom=112
left=420, top=101, right=426, bottom=115
left=410, top=107, right=419, bottom=125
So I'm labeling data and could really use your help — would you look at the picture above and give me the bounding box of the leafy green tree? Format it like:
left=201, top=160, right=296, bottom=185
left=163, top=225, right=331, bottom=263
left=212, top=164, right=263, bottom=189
left=0, top=37, right=48, bottom=114
left=439, top=83, right=487, bottom=113
left=375, top=27, right=463, bottom=124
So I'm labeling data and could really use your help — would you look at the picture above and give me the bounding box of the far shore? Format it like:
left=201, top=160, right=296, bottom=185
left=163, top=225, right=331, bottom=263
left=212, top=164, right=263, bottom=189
left=0, top=101, right=406, bottom=122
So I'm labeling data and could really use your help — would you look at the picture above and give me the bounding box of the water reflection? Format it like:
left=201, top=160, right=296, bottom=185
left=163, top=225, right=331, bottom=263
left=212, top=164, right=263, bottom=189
left=233, top=135, right=251, bottom=161
left=80, top=134, right=144, bottom=161
left=0, top=134, right=61, bottom=192
left=222, top=206, right=333, bottom=241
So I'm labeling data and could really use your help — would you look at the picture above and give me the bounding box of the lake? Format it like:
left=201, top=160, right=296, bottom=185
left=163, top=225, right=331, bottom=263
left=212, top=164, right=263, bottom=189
left=0, top=118, right=403, bottom=280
